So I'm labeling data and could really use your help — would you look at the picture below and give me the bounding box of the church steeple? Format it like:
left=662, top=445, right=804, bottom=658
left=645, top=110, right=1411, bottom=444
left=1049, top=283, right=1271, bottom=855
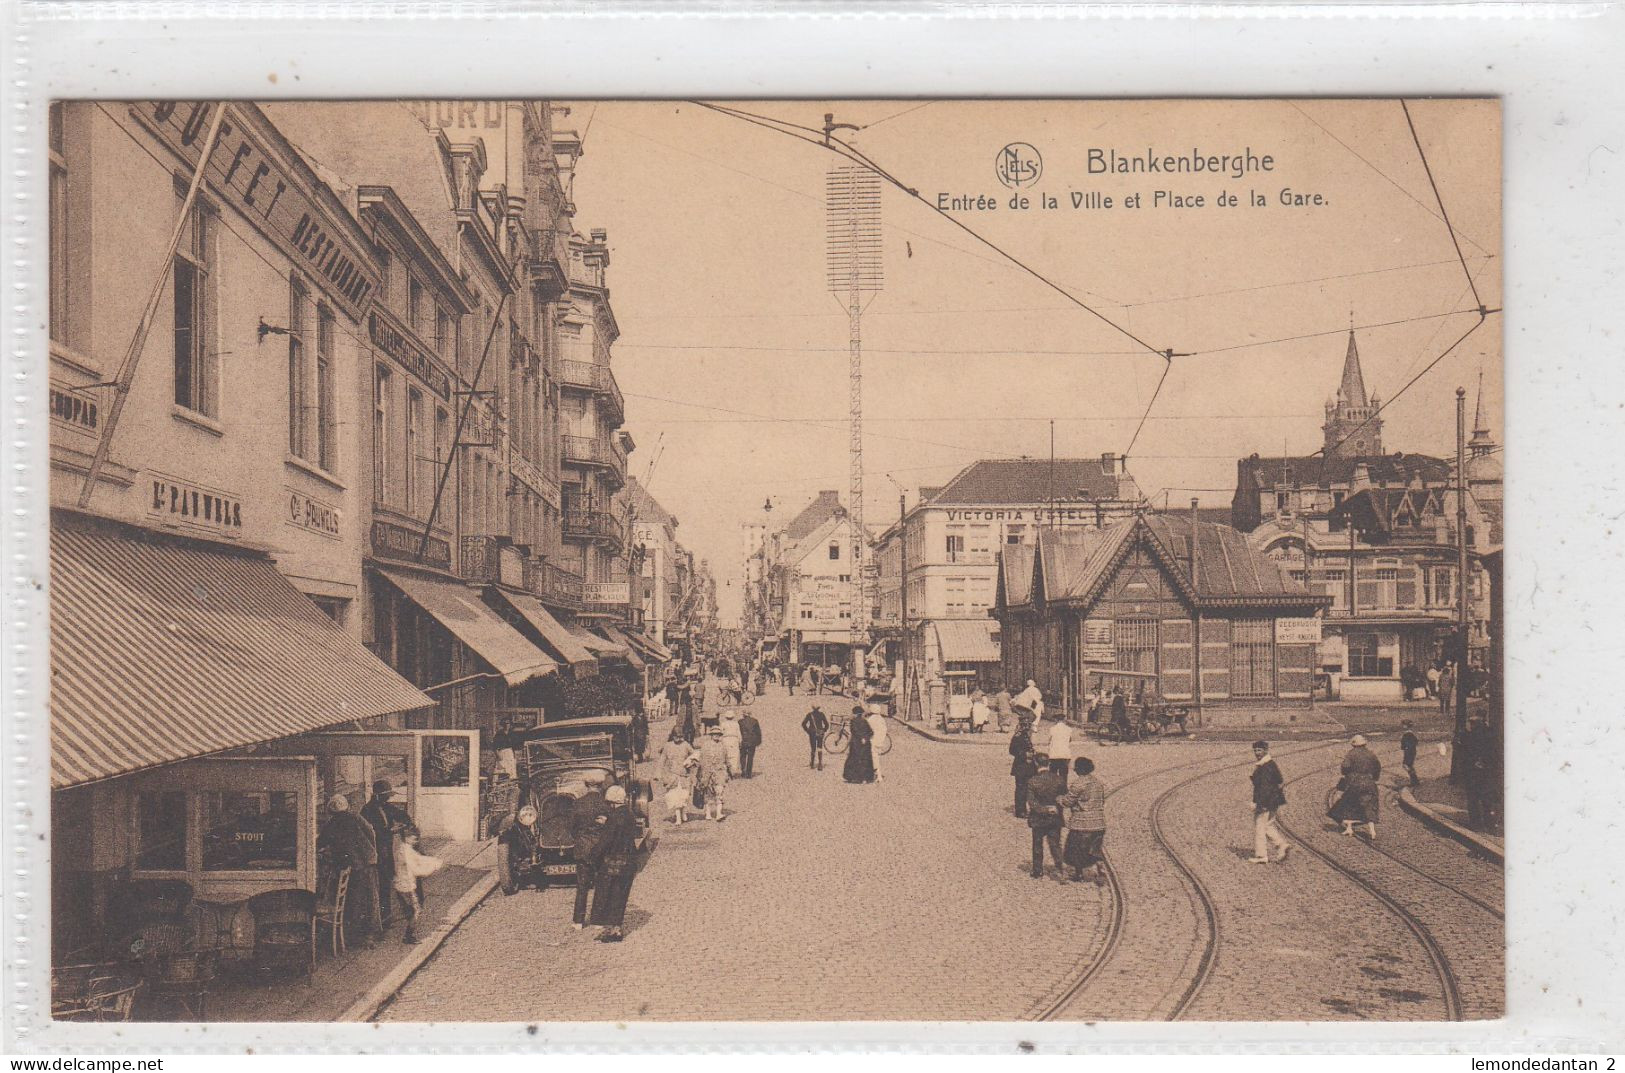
left=1337, top=328, right=1369, bottom=409
left=1322, top=327, right=1382, bottom=457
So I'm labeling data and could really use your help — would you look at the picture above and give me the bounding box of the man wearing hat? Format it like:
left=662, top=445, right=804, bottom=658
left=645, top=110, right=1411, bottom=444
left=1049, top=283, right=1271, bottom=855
left=361, top=780, right=411, bottom=927
left=1249, top=740, right=1290, bottom=864
left=318, top=794, right=381, bottom=946
left=569, top=771, right=612, bottom=929
left=1025, top=754, right=1070, bottom=879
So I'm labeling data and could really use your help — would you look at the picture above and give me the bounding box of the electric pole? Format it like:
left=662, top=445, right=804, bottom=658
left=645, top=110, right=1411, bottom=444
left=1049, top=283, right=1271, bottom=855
left=1451, top=386, right=1470, bottom=781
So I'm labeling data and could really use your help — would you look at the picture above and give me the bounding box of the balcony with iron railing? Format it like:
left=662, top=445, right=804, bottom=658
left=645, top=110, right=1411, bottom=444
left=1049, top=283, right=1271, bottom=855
left=562, top=434, right=627, bottom=484
left=526, top=224, right=571, bottom=299
left=525, top=556, right=584, bottom=610
left=563, top=508, right=627, bottom=550
left=557, top=358, right=625, bottom=422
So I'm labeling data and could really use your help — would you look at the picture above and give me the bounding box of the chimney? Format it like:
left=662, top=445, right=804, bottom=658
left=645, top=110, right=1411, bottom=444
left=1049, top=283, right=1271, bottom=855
left=1100, top=451, right=1118, bottom=475
left=590, top=227, right=607, bottom=244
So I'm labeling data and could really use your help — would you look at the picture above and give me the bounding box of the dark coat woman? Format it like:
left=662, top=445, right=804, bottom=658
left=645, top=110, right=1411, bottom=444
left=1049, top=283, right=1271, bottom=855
left=589, top=787, right=640, bottom=941
left=1330, top=738, right=1382, bottom=828
left=842, top=712, right=877, bottom=784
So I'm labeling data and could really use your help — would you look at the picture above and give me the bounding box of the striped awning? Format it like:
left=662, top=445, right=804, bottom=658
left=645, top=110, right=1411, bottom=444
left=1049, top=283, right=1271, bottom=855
left=50, top=515, right=434, bottom=789
left=933, top=619, right=1001, bottom=664
left=568, top=622, right=626, bottom=658
left=375, top=567, right=557, bottom=687
left=623, top=629, right=674, bottom=664
left=486, top=587, right=597, bottom=671
left=596, top=626, right=646, bottom=671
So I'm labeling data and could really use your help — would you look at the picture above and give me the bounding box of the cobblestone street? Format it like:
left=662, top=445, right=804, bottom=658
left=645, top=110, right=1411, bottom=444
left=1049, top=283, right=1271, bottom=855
left=380, top=689, right=1503, bottom=1022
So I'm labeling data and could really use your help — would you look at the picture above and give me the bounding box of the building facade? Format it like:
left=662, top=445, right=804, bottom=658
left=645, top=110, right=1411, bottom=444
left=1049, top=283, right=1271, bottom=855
left=995, top=516, right=1330, bottom=717
left=872, top=456, right=1145, bottom=678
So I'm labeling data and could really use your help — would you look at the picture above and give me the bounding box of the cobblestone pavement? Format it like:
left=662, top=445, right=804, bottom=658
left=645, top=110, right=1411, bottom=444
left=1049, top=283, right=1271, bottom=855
left=379, top=690, right=1503, bottom=1022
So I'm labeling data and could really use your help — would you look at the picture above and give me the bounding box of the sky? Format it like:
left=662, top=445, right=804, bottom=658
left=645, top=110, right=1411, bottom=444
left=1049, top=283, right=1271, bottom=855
left=562, top=99, right=1503, bottom=625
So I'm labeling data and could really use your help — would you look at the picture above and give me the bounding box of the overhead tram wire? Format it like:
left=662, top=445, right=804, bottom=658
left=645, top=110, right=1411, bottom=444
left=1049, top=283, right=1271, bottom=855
left=1400, top=98, right=1485, bottom=313
left=860, top=101, right=937, bottom=130
left=687, top=101, right=1174, bottom=365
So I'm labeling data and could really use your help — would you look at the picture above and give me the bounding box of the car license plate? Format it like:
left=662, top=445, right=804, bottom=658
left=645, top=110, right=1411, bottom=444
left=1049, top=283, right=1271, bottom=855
left=543, top=864, right=575, bottom=876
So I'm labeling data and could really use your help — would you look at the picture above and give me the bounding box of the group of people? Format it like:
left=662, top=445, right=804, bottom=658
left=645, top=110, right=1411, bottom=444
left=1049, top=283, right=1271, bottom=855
left=553, top=771, right=640, bottom=943
left=1005, top=706, right=1108, bottom=883
left=795, top=700, right=890, bottom=783
left=655, top=706, right=763, bottom=825
left=319, top=781, right=443, bottom=946
left=783, top=660, right=856, bottom=697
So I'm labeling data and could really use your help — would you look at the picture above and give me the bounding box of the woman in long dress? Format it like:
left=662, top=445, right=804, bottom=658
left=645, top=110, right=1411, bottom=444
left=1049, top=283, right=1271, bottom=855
left=657, top=727, right=697, bottom=825
left=843, top=709, right=876, bottom=784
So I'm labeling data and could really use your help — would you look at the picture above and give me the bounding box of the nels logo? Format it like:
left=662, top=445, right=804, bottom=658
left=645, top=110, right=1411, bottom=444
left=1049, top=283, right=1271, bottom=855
left=995, top=142, right=1042, bottom=189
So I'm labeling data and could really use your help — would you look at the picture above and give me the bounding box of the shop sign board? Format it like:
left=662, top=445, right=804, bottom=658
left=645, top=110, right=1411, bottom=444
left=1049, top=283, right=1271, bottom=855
left=146, top=471, right=244, bottom=537
left=49, top=381, right=100, bottom=442
left=370, top=518, right=451, bottom=571
left=367, top=312, right=452, bottom=400
left=131, top=102, right=379, bottom=320
left=286, top=487, right=341, bottom=540
left=584, top=582, right=630, bottom=606
left=1082, top=618, right=1115, bottom=662
left=1275, top=617, right=1322, bottom=645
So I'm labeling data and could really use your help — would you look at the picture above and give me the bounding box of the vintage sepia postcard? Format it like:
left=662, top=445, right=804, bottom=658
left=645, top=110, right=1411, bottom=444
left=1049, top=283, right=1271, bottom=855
left=42, top=97, right=1502, bottom=1026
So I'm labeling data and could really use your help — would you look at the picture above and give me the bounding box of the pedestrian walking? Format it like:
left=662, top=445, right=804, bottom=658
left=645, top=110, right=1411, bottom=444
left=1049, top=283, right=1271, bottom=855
left=867, top=704, right=890, bottom=783
left=697, top=726, right=731, bottom=821
left=842, top=707, right=876, bottom=784
left=630, top=706, right=650, bottom=763
left=1426, top=662, right=1442, bottom=698
left=589, top=785, right=640, bottom=943
left=1009, top=718, right=1038, bottom=818
left=1330, top=734, right=1382, bottom=840
left=810, top=664, right=823, bottom=694
left=802, top=703, right=829, bottom=770
left=738, top=710, right=763, bottom=778
left=569, top=773, right=611, bottom=929
left=970, top=690, right=991, bottom=733
left=657, top=727, right=698, bottom=826
left=1061, top=756, right=1107, bottom=885
left=318, top=794, right=381, bottom=948
left=787, top=660, right=799, bottom=696
left=1046, top=716, right=1073, bottom=767
left=720, top=709, right=743, bottom=776
left=1461, top=713, right=1497, bottom=832
left=992, top=682, right=1014, bottom=733
left=1249, top=740, right=1291, bottom=864
left=391, top=826, right=443, bottom=945
left=1438, top=662, right=1455, bottom=716
left=1013, top=679, right=1043, bottom=721
left=1400, top=720, right=1421, bottom=789
left=1026, top=756, right=1068, bottom=879
left=359, top=780, right=409, bottom=928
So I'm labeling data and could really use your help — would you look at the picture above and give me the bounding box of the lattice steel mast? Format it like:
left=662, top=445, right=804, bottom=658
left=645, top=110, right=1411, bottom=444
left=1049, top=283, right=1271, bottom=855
left=824, top=115, right=881, bottom=666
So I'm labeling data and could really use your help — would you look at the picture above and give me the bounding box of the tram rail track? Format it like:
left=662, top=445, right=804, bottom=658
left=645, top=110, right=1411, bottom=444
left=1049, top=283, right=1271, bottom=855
left=1275, top=753, right=1468, bottom=1021
left=1033, top=739, right=1341, bottom=1022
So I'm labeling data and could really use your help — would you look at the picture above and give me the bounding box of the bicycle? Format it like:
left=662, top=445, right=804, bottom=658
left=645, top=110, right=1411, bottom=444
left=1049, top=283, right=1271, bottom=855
left=822, top=715, right=893, bottom=756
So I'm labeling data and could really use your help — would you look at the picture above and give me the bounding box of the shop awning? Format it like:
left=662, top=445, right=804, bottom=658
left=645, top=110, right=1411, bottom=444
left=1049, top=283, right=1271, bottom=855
left=567, top=621, right=626, bottom=658
left=596, top=626, right=646, bottom=671
left=50, top=515, right=434, bottom=789
left=486, top=587, right=597, bottom=671
left=933, top=619, right=1001, bottom=664
left=375, top=567, right=557, bottom=687
left=621, top=628, right=673, bottom=664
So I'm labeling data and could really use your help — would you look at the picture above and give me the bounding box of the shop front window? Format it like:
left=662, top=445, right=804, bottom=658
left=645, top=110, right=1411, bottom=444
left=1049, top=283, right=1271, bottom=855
left=420, top=734, right=471, bottom=788
left=1347, top=632, right=1391, bottom=678
left=134, top=791, right=188, bottom=871
left=201, top=790, right=299, bottom=871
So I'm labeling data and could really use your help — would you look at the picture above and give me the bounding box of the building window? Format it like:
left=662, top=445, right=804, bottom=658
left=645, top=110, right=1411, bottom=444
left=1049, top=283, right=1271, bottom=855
left=946, top=529, right=966, bottom=563
left=839, top=574, right=851, bottom=584
left=1347, top=631, right=1391, bottom=677
left=829, top=542, right=840, bottom=561
left=316, top=308, right=336, bottom=470
left=1230, top=617, right=1276, bottom=698
left=434, top=406, right=450, bottom=503
left=48, top=103, right=68, bottom=344
left=405, top=387, right=423, bottom=515
left=1115, top=616, right=1158, bottom=675
left=407, top=274, right=424, bottom=334
left=435, top=308, right=454, bottom=362
left=173, top=199, right=216, bottom=416
left=287, top=279, right=309, bottom=456
left=373, top=365, right=392, bottom=503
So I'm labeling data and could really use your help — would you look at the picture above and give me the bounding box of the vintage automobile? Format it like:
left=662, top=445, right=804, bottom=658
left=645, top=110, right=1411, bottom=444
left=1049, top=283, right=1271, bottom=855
left=490, top=716, right=653, bottom=894
left=1082, top=669, right=1193, bottom=742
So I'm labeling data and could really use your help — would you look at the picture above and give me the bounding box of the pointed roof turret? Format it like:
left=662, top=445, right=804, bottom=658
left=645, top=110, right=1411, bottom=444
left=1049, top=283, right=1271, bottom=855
left=1338, top=328, right=1369, bottom=410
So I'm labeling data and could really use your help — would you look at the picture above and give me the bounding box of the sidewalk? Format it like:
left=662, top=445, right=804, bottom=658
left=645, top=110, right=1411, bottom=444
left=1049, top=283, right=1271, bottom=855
left=1400, top=771, right=1505, bottom=862
left=200, top=838, right=497, bottom=1022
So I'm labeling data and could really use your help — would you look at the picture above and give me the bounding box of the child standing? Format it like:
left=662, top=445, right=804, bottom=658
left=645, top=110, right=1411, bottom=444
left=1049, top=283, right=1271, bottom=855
left=392, top=827, right=444, bottom=944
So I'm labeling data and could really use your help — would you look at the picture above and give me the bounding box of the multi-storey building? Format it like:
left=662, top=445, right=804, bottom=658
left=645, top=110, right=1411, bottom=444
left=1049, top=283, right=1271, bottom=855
left=871, top=456, right=1145, bottom=680
left=1232, top=330, right=1500, bottom=700
left=761, top=492, right=869, bottom=668
left=45, top=101, right=440, bottom=950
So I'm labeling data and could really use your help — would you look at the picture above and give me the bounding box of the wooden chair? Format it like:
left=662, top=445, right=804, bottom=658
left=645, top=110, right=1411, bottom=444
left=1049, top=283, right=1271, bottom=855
left=246, top=889, right=318, bottom=978
left=314, top=866, right=351, bottom=957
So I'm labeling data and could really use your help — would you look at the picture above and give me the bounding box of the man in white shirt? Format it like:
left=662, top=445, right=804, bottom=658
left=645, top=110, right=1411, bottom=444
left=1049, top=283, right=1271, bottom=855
left=1046, top=717, right=1073, bottom=767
